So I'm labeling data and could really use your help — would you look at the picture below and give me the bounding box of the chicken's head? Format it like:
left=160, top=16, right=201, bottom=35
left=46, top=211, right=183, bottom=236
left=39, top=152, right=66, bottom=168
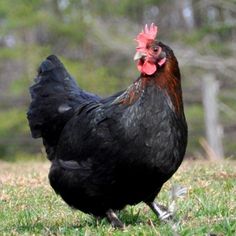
left=134, top=23, right=166, bottom=75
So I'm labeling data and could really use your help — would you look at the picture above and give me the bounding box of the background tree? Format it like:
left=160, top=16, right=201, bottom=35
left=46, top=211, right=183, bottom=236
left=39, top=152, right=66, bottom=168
left=0, top=0, right=235, bottom=160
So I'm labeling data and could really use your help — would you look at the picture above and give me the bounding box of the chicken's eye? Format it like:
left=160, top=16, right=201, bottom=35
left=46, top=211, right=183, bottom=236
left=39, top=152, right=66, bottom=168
left=153, top=47, right=159, bottom=52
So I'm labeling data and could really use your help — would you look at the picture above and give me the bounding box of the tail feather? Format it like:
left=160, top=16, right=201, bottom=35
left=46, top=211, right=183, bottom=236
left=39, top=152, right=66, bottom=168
left=27, top=55, right=100, bottom=160
left=38, top=55, right=62, bottom=73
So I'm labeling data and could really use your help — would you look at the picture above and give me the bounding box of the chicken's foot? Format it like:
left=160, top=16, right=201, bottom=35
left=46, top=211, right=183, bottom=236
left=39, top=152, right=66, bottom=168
left=106, top=209, right=125, bottom=229
left=147, top=202, right=172, bottom=221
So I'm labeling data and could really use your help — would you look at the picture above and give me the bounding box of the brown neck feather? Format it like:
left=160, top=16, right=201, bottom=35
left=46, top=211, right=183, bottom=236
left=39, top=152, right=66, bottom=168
left=113, top=78, right=146, bottom=105
left=154, top=56, right=183, bottom=114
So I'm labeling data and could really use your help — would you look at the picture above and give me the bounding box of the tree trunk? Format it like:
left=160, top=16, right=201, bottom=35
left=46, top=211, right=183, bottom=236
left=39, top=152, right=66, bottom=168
left=202, top=74, right=224, bottom=160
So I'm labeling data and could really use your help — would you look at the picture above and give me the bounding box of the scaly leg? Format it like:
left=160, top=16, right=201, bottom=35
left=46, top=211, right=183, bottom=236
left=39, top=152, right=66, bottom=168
left=146, top=202, right=173, bottom=221
left=106, top=209, right=125, bottom=229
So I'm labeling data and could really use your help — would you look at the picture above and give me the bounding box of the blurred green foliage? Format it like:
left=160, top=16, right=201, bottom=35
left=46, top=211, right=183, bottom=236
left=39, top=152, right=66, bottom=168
left=0, top=0, right=235, bottom=160
left=0, top=109, right=31, bottom=159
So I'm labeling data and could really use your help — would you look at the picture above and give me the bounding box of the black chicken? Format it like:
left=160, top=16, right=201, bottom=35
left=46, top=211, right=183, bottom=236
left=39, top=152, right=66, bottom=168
left=27, top=23, right=187, bottom=228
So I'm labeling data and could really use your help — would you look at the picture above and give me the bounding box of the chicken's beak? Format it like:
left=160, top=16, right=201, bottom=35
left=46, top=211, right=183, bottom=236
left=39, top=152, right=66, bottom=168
left=134, top=51, right=146, bottom=61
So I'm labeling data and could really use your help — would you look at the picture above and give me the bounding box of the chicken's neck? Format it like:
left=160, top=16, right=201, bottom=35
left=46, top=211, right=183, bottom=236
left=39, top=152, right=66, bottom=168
left=114, top=65, right=184, bottom=115
left=153, top=61, right=184, bottom=115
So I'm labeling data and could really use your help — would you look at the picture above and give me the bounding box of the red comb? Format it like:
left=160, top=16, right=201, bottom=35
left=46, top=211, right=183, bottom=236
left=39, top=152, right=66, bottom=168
left=135, top=23, right=158, bottom=51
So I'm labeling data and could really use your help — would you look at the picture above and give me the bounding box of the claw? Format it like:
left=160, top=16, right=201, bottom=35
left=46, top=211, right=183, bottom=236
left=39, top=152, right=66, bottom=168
left=106, top=209, right=125, bottom=229
left=169, top=185, right=188, bottom=214
left=171, top=185, right=187, bottom=200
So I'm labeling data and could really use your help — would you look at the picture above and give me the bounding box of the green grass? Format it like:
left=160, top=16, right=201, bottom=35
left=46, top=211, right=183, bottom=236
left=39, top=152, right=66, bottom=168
left=0, top=160, right=236, bottom=235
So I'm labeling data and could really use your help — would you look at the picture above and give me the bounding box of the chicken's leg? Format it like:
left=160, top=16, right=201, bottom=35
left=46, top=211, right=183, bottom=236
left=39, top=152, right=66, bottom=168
left=146, top=202, right=172, bottom=221
left=106, top=209, right=125, bottom=229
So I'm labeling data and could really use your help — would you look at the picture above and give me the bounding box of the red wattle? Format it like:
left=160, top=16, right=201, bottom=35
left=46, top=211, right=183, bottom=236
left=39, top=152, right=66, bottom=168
left=137, top=60, right=157, bottom=75
left=142, top=61, right=157, bottom=75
